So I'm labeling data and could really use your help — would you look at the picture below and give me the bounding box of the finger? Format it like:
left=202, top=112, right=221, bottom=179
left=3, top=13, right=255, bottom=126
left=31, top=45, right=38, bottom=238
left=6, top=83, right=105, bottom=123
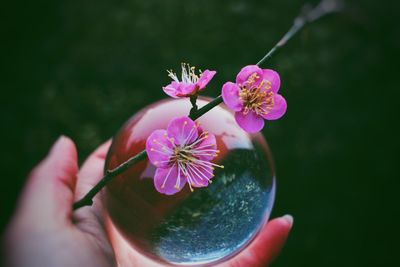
left=221, top=215, right=293, bottom=267
left=16, top=136, right=78, bottom=226
left=74, top=140, right=111, bottom=202
left=72, top=140, right=111, bottom=240
left=71, top=140, right=116, bottom=264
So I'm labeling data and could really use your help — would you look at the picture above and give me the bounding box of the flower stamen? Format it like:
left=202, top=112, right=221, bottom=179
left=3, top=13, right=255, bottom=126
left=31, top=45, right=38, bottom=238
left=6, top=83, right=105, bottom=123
left=239, top=79, right=275, bottom=116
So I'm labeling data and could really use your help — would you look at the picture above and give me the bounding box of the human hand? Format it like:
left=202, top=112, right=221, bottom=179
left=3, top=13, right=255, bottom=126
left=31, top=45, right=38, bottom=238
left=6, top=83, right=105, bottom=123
left=3, top=136, right=293, bottom=267
left=3, top=136, right=115, bottom=267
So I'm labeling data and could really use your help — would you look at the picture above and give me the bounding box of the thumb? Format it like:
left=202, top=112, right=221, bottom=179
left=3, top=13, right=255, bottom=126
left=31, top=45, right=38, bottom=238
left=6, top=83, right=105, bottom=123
left=15, top=136, right=78, bottom=227
left=221, top=215, right=293, bottom=267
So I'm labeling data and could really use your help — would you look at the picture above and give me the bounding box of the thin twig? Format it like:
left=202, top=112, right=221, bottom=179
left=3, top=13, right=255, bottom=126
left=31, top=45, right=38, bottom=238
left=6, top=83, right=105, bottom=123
left=256, top=0, right=341, bottom=66
left=189, top=96, right=223, bottom=120
left=73, top=151, right=147, bottom=209
left=73, top=0, right=340, bottom=210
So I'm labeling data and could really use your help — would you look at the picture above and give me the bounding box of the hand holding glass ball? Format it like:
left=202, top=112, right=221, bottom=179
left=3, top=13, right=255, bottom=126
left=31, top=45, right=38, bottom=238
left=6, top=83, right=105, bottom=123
left=3, top=136, right=292, bottom=267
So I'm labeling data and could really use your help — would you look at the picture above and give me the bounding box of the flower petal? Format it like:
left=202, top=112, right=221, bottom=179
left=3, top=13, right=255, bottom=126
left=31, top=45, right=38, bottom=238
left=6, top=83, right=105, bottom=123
left=163, top=81, right=181, bottom=98
left=186, top=163, right=214, bottom=188
left=235, top=111, right=265, bottom=133
left=167, top=116, right=199, bottom=146
left=222, top=82, right=243, bottom=111
left=236, top=65, right=263, bottom=88
left=197, top=70, right=216, bottom=90
left=177, top=83, right=197, bottom=96
left=146, top=129, right=173, bottom=168
left=262, top=69, right=281, bottom=93
left=193, top=132, right=217, bottom=161
left=154, top=165, right=187, bottom=195
left=163, top=82, right=198, bottom=98
left=263, top=94, right=287, bottom=120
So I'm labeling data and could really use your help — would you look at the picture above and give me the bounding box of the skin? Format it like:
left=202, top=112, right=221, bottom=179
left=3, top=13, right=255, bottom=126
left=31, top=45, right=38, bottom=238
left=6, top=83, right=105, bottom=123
left=2, top=136, right=293, bottom=267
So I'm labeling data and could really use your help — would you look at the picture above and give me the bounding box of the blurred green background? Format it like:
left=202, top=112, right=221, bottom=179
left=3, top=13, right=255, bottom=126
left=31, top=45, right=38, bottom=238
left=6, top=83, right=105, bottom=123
left=1, top=0, right=398, bottom=266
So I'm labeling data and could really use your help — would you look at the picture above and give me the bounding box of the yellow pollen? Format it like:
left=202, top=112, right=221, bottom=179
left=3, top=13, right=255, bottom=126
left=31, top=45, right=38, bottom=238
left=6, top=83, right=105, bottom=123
left=246, top=73, right=259, bottom=87
left=239, top=79, right=275, bottom=116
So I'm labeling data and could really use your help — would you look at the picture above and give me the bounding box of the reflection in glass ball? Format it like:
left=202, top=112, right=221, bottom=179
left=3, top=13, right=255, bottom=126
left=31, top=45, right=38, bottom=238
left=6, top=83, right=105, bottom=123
left=104, top=98, right=276, bottom=266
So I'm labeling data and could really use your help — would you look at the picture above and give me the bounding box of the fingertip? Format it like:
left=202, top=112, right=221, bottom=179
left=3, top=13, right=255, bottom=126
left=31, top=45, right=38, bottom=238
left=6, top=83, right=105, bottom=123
left=262, top=214, right=293, bottom=242
left=224, top=215, right=293, bottom=267
left=31, top=135, right=78, bottom=184
left=92, top=139, right=112, bottom=160
left=280, top=214, right=294, bottom=228
left=50, top=135, right=78, bottom=163
left=48, top=136, right=79, bottom=186
left=252, top=214, right=293, bottom=263
left=16, top=135, right=80, bottom=225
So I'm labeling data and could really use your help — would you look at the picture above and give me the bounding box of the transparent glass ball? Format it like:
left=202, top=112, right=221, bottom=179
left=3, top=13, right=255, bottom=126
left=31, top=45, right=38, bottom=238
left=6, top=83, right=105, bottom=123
left=104, top=98, right=276, bottom=266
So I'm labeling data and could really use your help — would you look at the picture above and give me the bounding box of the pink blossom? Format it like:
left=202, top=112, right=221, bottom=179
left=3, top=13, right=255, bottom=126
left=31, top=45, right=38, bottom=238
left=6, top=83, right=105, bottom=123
left=222, top=65, right=287, bottom=133
left=146, top=116, right=222, bottom=195
left=163, top=63, right=216, bottom=98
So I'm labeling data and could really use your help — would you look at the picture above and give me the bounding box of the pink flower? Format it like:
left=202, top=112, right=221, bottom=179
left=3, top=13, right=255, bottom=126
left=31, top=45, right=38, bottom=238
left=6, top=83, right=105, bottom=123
left=163, top=63, right=216, bottom=98
left=146, top=116, right=222, bottom=195
left=222, top=65, right=287, bottom=133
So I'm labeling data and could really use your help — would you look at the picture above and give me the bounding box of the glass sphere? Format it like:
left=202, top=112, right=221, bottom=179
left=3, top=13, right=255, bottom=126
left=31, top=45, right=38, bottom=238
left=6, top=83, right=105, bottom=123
left=104, top=98, right=276, bottom=266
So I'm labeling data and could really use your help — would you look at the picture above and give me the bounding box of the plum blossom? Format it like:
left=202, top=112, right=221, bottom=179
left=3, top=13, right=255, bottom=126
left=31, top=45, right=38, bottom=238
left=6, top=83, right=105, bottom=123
left=222, top=65, right=287, bottom=133
left=146, top=116, right=223, bottom=195
left=163, top=63, right=216, bottom=98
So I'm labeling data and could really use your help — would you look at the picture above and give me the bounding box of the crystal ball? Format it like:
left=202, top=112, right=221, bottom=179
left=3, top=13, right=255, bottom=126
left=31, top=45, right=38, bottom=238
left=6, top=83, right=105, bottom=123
left=104, top=98, right=276, bottom=266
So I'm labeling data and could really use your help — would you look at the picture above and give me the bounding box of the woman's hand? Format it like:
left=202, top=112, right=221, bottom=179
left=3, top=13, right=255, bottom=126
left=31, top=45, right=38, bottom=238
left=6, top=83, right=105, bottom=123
left=3, top=136, right=292, bottom=267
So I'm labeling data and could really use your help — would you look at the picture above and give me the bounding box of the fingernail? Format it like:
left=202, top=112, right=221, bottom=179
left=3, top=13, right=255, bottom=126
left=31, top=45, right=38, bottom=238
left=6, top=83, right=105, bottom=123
left=282, top=214, right=294, bottom=227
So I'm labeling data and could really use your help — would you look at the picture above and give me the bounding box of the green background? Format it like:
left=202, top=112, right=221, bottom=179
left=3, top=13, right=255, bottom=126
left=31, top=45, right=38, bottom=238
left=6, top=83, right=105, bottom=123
left=1, top=0, right=398, bottom=266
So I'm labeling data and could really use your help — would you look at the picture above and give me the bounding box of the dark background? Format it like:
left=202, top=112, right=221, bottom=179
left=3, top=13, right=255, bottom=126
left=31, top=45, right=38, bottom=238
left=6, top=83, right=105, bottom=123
left=1, top=0, right=399, bottom=266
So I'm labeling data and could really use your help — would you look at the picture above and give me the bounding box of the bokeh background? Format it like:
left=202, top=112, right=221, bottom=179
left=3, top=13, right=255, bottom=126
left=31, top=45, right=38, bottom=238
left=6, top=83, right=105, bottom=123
left=1, top=0, right=399, bottom=266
